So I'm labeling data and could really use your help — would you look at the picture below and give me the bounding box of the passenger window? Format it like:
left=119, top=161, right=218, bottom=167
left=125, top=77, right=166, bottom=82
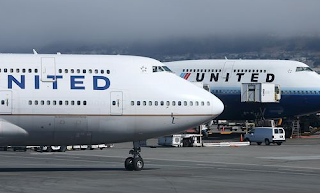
left=89, top=69, right=93, bottom=74
left=201, top=101, right=204, bottom=106
left=184, top=101, right=187, bottom=106
left=107, top=70, right=110, bottom=74
left=155, top=101, right=158, bottom=106
left=35, top=69, right=38, bottom=73
left=101, top=70, right=104, bottom=74
left=166, top=101, right=170, bottom=106
left=10, top=69, right=14, bottom=73
left=160, top=101, right=164, bottom=106
left=190, top=101, right=193, bottom=106
left=4, top=68, right=7, bottom=73
left=53, top=101, right=57, bottom=105
left=207, top=101, right=210, bottom=106
left=28, top=69, right=32, bottom=73
left=112, top=101, right=116, bottom=105
left=131, top=101, right=134, bottom=106
left=65, top=69, right=68, bottom=73
left=149, top=101, right=152, bottom=106
left=71, top=101, right=75, bottom=105
left=137, top=101, right=141, bottom=106
left=95, top=69, right=98, bottom=74
left=172, top=101, right=176, bottom=106
left=59, top=69, right=62, bottom=73
left=178, top=101, right=182, bottom=106
left=1, top=100, right=4, bottom=105
left=35, top=100, right=38, bottom=105
left=77, top=101, right=81, bottom=105
left=16, top=69, right=20, bottom=73
left=77, top=69, right=80, bottom=73
left=65, top=101, right=69, bottom=105
left=83, top=101, right=87, bottom=105
left=143, top=101, right=146, bottom=106
left=47, top=101, right=50, bottom=105
left=71, top=69, right=75, bottom=73
left=28, top=100, right=32, bottom=105
left=196, top=101, right=199, bottom=106
left=59, top=101, right=63, bottom=105
left=83, top=69, right=86, bottom=73
left=41, top=100, right=44, bottom=105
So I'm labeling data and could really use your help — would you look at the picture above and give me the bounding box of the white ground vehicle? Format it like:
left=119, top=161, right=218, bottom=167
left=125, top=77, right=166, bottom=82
left=244, top=127, right=285, bottom=145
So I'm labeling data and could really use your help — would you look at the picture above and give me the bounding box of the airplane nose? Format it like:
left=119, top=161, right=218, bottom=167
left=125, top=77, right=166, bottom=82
left=213, top=97, right=224, bottom=116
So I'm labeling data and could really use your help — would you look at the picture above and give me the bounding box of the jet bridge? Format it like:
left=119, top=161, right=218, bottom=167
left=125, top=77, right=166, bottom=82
left=241, top=83, right=281, bottom=103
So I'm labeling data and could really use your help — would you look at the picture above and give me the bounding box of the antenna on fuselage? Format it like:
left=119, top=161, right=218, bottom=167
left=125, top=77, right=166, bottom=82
left=33, top=49, right=38, bottom=55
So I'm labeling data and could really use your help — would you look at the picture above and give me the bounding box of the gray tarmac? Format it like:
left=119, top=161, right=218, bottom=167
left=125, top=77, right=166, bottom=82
left=1, top=138, right=320, bottom=193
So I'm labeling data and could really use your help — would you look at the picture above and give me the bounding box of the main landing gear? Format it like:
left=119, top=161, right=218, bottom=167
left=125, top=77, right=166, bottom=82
left=124, top=141, right=144, bottom=171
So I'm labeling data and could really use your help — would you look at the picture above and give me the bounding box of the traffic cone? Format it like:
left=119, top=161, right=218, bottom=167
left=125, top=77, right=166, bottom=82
left=240, top=134, right=243, bottom=142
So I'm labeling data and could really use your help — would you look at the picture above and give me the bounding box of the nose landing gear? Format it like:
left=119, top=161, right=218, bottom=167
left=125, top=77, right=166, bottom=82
left=124, top=141, right=144, bottom=171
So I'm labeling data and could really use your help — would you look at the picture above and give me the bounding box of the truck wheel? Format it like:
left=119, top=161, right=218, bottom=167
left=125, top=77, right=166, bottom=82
left=257, top=142, right=262, bottom=145
left=276, top=142, right=282, bottom=146
left=46, top=146, right=52, bottom=152
left=265, top=139, right=270, bottom=146
left=59, top=146, right=67, bottom=152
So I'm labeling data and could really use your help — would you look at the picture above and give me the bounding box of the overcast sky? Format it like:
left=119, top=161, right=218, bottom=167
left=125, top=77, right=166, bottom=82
left=0, top=0, right=319, bottom=52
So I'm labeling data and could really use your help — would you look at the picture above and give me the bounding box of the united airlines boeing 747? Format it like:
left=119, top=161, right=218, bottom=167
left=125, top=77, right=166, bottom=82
left=0, top=54, right=224, bottom=171
left=166, top=59, right=320, bottom=120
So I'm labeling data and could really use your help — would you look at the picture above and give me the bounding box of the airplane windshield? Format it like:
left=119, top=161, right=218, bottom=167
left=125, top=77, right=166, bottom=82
left=296, top=67, right=314, bottom=72
left=153, top=66, right=172, bottom=73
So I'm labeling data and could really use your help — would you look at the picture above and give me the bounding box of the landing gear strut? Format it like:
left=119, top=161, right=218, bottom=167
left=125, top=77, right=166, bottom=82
left=124, top=141, right=144, bottom=171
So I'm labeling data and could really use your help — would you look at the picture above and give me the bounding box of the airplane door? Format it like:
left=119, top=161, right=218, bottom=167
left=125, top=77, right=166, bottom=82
left=41, top=57, right=56, bottom=82
left=110, top=92, right=123, bottom=115
left=222, top=61, right=234, bottom=80
left=0, top=91, right=12, bottom=114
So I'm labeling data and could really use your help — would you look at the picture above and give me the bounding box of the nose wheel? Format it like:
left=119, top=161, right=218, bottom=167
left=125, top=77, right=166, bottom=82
left=124, top=142, right=144, bottom=171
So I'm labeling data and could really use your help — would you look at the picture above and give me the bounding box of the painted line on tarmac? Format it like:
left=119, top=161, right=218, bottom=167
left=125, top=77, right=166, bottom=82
left=0, top=154, right=119, bottom=164
left=216, top=167, right=320, bottom=177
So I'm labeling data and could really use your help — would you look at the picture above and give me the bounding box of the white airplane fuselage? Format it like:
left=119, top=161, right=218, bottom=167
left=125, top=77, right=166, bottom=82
left=0, top=54, right=224, bottom=146
left=166, top=59, right=320, bottom=120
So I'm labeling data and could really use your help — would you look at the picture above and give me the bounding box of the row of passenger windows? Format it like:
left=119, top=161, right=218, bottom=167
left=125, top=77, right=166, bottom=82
left=234, top=69, right=267, bottom=73
left=0, top=68, right=38, bottom=73
left=28, top=100, right=87, bottom=106
left=282, top=90, right=320, bottom=94
left=0, top=68, right=111, bottom=75
left=183, top=69, right=222, bottom=73
left=58, top=69, right=110, bottom=74
left=182, top=69, right=268, bottom=73
left=212, top=90, right=320, bottom=95
left=129, top=101, right=211, bottom=106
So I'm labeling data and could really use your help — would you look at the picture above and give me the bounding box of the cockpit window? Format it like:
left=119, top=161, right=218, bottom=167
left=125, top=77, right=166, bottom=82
left=162, top=66, right=172, bottom=72
left=296, top=67, right=314, bottom=72
left=153, top=66, right=172, bottom=73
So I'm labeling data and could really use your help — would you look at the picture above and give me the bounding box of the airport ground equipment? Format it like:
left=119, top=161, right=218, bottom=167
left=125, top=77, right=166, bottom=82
left=244, top=127, right=285, bottom=145
left=158, top=134, right=202, bottom=147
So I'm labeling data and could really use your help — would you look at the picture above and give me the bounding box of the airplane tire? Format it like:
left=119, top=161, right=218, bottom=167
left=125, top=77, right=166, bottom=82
left=133, top=157, right=144, bottom=171
left=265, top=139, right=270, bottom=146
left=125, top=157, right=134, bottom=171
